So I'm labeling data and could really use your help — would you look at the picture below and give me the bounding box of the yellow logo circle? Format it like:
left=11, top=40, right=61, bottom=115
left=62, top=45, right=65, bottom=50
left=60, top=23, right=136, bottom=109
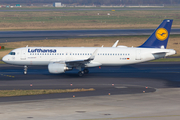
left=155, top=28, right=168, bottom=41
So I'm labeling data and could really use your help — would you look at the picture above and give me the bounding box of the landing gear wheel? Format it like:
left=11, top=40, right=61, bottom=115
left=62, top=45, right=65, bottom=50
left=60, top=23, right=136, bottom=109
left=24, top=65, right=28, bottom=75
left=24, top=71, right=27, bottom=75
left=78, top=71, right=84, bottom=77
left=83, top=69, right=89, bottom=74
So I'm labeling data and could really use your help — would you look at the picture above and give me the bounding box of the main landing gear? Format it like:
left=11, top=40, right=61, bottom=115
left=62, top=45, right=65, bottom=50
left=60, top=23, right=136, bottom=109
left=78, top=68, right=89, bottom=77
left=83, top=68, right=89, bottom=74
left=24, top=65, right=28, bottom=75
left=78, top=71, right=84, bottom=77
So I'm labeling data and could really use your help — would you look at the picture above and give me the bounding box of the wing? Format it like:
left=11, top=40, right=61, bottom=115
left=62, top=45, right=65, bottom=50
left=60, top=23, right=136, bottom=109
left=65, top=49, right=99, bottom=64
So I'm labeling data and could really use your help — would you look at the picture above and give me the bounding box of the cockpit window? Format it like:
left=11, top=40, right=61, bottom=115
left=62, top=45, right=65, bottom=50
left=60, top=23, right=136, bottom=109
left=9, top=52, right=16, bottom=55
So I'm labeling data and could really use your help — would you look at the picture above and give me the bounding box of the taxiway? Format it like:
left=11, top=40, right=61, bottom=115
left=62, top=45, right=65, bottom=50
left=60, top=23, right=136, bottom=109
left=0, top=62, right=180, bottom=120
left=0, top=29, right=180, bottom=43
left=0, top=62, right=180, bottom=102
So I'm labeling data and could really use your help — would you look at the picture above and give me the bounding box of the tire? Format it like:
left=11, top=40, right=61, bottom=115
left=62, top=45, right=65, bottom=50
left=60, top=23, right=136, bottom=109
left=83, top=69, right=89, bottom=74
left=24, top=71, right=27, bottom=75
left=78, top=71, right=84, bottom=77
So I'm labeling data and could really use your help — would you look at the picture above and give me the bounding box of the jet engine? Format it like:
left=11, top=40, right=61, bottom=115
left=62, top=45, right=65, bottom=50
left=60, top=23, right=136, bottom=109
left=48, top=63, right=71, bottom=74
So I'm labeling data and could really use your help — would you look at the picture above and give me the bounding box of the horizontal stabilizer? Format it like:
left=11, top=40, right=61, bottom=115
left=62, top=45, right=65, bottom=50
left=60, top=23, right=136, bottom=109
left=151, top=51, right=168, bottom=54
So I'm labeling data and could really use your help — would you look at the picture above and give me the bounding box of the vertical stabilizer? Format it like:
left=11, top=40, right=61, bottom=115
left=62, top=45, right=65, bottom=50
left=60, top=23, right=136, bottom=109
left=139, top=19, right=173, bottom=48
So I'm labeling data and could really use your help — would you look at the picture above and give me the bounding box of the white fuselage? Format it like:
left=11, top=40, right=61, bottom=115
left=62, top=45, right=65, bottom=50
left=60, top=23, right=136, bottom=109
left=2, top=47, right=176, bottom=67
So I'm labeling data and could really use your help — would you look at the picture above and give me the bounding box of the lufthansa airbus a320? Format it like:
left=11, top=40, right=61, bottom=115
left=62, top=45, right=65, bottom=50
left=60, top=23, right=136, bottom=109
left=2, top=19, right=176, bottom=76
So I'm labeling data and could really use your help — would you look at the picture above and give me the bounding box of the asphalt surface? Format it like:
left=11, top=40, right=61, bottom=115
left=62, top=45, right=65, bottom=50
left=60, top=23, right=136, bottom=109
left=0, top=62, right=180, bottom=102
left=0, top=29, right=180, bottom=43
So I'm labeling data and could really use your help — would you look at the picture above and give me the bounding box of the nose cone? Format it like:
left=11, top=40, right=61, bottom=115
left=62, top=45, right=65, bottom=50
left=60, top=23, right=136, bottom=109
left=2, top=56, right=5, bottom=62
left=2, top=55, right=8, bottom=63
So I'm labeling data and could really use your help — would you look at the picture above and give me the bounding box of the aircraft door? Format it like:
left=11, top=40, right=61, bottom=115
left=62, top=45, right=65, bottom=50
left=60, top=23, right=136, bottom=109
left=136, top=50, right=141, bottom=60
left=21, top=49, right=26, bottom=60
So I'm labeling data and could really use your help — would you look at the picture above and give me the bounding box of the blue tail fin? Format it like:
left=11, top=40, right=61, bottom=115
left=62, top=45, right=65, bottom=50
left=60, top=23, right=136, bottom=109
left=139, top=19, right=173, bottom=49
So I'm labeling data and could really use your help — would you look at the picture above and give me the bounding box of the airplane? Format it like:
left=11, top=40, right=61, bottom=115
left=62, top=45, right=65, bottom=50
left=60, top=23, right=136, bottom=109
left=2, top=19, right=176, bottom=76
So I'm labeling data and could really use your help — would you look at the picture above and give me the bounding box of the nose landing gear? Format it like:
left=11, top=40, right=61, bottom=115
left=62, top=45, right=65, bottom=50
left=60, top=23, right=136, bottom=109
left=24, top=65, right=28, bottom=75
left=83, top=68, right=89, bottom=74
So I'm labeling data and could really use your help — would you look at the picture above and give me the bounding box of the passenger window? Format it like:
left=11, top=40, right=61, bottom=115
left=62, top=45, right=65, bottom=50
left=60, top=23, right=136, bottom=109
left=57, top=53, right=59, bottom=55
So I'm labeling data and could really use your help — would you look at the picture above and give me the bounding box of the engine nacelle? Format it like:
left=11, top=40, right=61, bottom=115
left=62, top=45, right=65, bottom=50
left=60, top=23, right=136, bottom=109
left=48, top=63, right=67, bottom=74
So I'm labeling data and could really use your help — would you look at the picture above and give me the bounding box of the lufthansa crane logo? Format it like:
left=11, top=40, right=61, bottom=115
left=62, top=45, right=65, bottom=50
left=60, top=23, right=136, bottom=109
left=155, top=28, right=168, bottom=41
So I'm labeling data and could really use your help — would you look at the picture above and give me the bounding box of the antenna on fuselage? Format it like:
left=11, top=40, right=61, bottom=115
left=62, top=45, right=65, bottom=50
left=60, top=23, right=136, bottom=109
left=26, top=45, right=28, bottom=47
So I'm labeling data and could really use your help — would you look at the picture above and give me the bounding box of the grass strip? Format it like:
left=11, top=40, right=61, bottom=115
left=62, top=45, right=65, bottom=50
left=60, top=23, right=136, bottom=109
left=0, top=10, right=180, bottom=30
left=0, top=48, right=14, bottom=51
left=0, top=61, right=5, bottom=64
left=0, top=88, right=95, bottom=97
